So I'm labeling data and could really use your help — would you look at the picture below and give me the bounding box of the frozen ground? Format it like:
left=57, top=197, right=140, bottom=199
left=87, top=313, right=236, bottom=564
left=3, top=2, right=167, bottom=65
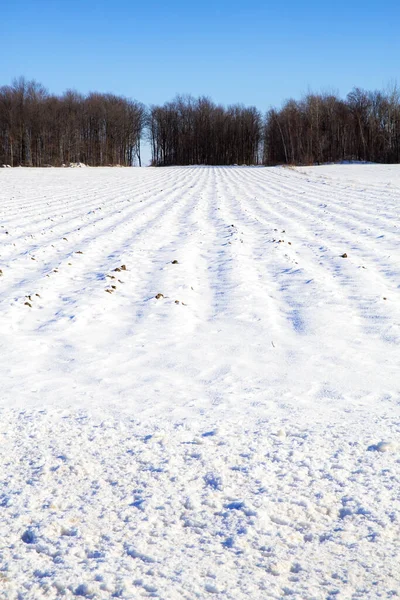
left=0, top=165, right=399, bottom=598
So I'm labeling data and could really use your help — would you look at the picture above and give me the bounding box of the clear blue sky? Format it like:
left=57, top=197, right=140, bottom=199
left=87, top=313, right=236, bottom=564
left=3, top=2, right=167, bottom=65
left=2, top=0, right=399, bottom=109
left=2, top=0, right=399, bottom=164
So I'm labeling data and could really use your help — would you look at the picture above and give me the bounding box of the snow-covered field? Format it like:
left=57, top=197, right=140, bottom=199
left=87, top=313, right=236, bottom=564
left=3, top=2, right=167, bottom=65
left=1, top=164, right=400, bottom=599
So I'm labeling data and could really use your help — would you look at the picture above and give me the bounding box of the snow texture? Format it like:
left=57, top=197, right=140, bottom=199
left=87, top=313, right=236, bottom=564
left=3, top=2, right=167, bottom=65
left=0, top=164, right=399, bottom=598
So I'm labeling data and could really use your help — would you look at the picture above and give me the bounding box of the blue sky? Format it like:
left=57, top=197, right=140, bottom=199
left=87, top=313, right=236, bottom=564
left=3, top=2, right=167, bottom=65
left=2, top=0, right=399, bottom=109
left=2, top=0, right=399, bottom=164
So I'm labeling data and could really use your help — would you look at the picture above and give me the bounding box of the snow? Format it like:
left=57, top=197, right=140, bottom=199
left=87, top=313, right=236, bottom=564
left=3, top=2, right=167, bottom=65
left=0, top=164, right=399, bottom=598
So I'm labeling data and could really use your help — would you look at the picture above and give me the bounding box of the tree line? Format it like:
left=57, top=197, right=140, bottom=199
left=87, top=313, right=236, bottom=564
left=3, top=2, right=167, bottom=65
left=0, top=78, right=145, bottom=167
left=264, top=87, right=400, bottom=165
left=148, top=96, right=262, bottom=165
left=1, top=78, right=400, bottom=166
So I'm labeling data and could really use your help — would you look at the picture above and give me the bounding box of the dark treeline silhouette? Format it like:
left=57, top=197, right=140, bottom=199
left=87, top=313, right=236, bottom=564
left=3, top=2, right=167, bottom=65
left=0, top=77, right=145, bottom=167
left=148, top=95, right=262, bottom=165
left=264, top=88, right=400, bottom=165
left=1, top=78, right=400, bottom=166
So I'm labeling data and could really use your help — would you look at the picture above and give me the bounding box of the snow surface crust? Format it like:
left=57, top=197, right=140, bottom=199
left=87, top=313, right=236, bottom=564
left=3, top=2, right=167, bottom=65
left=0, top=164, right=400, bottom=598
